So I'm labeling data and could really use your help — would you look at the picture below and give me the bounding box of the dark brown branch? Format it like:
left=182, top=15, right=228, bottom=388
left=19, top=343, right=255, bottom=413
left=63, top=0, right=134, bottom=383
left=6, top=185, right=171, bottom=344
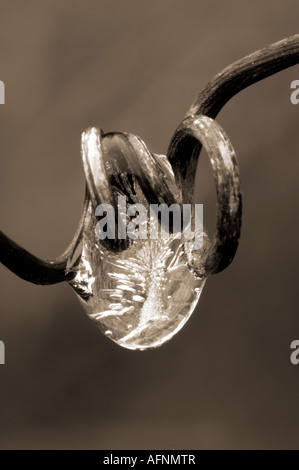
left=1, top=34, right=299, bottom=285
left=168, top=34, right=299, bottom=195
left=0, top=230, right=68, bottom=285
left=188, top=34, right=299, bottom=119
left=0, top=188, right=89, bottom=285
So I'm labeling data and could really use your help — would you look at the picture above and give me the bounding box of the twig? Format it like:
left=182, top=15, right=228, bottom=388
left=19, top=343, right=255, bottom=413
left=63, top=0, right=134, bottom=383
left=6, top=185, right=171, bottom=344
left=168, top=34, right=299, bottom=194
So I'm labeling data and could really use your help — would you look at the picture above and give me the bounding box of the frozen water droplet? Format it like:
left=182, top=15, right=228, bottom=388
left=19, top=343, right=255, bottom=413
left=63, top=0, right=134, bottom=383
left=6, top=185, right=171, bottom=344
left=70, top=203, right=206, bottom=350
left=68, top=129, right=208, bottom=350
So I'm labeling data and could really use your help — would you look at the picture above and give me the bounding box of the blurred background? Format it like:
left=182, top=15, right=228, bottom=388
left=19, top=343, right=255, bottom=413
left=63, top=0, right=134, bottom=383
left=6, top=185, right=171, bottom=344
left=0, top=0, right=299, bottom=449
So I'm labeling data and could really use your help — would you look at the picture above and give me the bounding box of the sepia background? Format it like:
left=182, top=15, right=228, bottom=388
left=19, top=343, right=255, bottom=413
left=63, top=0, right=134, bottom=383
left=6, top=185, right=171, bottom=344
left=0, top=0, right=299, bottom=449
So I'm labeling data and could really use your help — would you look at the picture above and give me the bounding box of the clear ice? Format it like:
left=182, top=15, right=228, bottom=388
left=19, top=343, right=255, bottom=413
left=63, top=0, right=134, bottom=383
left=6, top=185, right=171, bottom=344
left=69, top=129, right=207, bottom=350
